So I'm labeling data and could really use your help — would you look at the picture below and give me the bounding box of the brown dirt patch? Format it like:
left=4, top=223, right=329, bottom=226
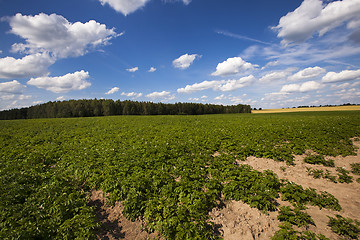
left=89, top=189, right=160, bottom=240
left=210, top=201, right=280, bottom=240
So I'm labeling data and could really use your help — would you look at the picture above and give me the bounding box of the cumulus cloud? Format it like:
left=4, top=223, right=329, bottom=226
left=0, top=80, right=26, bottom=94
left=211, top=57, right=255, bottom=76
left=177, top=75, right=255, bottom=93
left=99, top=0, right=192, bottom=15
left=217, top=75, right=256, bottom=91
left=288, top=66, right=326, bottom=81
left=126, top=67, right=139, bottom=72
left=98, top=0, right=150, bottom=15
left=145, top=91, right=175, bottom=100
left=280, top=80, right=323, bottom=92
left=27, top=70, right=91, bottom=93
left=121, top=92, right=143, bottom=98
left=274, top=0, right=360, bottom=44
left=8, top=13, right=120, bottom=58
left=106, top=87, right=120, bottom=95
left=177, top=80, right=222, bottom=93
left=148, top=67, right=157, bottom=72
left=259, top=68, right=295, bottom=83
left=0, top=53, right=54, bottom=79
left=173, top=54, right=200, bottom=69
left=214, top=94, right=226, bottom=100
left=322, top=69, right=360, bottom=83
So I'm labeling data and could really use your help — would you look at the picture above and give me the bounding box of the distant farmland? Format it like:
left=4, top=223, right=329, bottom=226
left=252, top=105, right=360, bottom=114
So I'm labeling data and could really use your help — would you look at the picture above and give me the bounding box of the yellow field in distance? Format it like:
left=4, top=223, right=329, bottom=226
left=252, top=105, right=360, bottom=114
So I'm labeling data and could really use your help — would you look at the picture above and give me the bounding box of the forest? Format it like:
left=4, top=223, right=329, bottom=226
left=0, top=99, right=251, bottom=120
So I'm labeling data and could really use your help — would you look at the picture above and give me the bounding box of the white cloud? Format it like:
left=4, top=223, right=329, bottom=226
left=98, top=0, right=191, bottom=15
left=106, top=87, right=120, bottom=95
left=214, top=94, right=226, bottom=100
left=281, top=80, right=323, bottom=92
left=56, top=96, right=65, bottom=101
left=27, top=70, right=91, bottom=93
left=0, top=53, right=54, bottom=79
left=0, top=80, right=26, bottom=94
left=288, top=66, right=326, bottom=81
left=173, top=54, right=200, bottom=69
left=261, top=60, right=279, bottom=70
left=188, top=97, right=200, bottom=101
left=126, top=67, right=139, bottom=72
left=217, top=75, right=256, bottom=91
left=322, top=69, right=360, bottom=83
left=259, top=68, right=295, bottom=83
left=178, top=80, right=223, bottom=93
left=177, top=75, right=255, bottom=93
left=121, top=92, right=143, bottom=98
left=262, top=92, right=289, bottom=102
left=211, top=57, right=255, bottom=76
left=98, top=0, right=150, bottom=15
left=247, top=37, right=360, bottom=67
left=33, top=100, right=44, bottom=104
left=8, top=13, right=120, bottom=58
left=274, top=0, right=360, bottom=44
left=146, top=91, right=174, bottom=100
left=148, top=67, right=157, bottom=72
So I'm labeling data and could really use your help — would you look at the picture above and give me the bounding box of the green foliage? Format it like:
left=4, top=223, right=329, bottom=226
left=306, top=168, right=338, bottom=183
left=280, top=181, right=341, bottom=211
left=277, top=206, right=315, bottom=228
left=306, top=168, right=324, bottom=179
left=350, top=163, right=360, bottom=175
left=328, top=215, right=360, bottom=239
left=324, top=170, right=338, bottom=183
left=1, top=111, right=359, bottom=239
left=272, top=222, right=329, bottom=240
left=304, top=155, right=334, bottom=167
left=336, top=167, right=354, bottom=183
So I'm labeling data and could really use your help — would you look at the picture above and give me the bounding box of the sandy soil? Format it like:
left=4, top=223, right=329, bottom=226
left=210, top=139, right=360, bottom=240
left=210, top=201, right=280, bottom=240
left=89, top=189, right=160, bottom=240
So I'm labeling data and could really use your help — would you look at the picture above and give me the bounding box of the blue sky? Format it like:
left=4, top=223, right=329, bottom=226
left=0, top=0, right=360, bottom=110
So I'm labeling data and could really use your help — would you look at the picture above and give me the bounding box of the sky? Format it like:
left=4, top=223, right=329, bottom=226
left=0, top=0, right=360, bottom=110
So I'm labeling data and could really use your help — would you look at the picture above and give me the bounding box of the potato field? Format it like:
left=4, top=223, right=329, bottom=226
left=1, top=111, right=360, bottom=239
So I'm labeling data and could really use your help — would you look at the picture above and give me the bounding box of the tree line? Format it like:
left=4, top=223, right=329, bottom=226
left=0, top=99, right=251, bottom=120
